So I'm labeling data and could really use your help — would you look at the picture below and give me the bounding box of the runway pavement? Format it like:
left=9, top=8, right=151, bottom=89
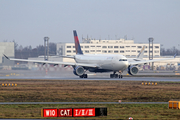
left=0, top=76, right=180, bottom=82
left=0, top=102, right=168, bottom=105
left=0, top=69, right=180, bottom=81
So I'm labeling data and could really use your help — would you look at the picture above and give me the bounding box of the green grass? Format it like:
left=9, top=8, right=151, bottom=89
left=0, top=104, right=180, bottom=119
left=1, top=79, right=180, bottom=119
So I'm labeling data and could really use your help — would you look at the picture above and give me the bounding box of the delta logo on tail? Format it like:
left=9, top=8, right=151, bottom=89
left=73, top=30, right=83, bottom=54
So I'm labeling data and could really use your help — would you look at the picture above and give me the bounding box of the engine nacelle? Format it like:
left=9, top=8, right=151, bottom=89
left=73, top=66, right=85, bottom=76
left=128, top=66, right=139, bottom=75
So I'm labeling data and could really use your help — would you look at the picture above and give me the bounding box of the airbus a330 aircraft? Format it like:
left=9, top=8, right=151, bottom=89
left=4, top=30, right=176, bottom=78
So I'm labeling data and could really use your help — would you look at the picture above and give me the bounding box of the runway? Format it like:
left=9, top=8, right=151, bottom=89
left=0, top=69, right=180, bottom=81
left=0, top=102, right=168, bottom=105
left=0, top=76, right=180, bottom=82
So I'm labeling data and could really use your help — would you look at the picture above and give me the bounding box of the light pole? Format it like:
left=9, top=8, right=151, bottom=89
left=161, top=44, right=163, bottom=56
left=178, top=44, right=180, bottom=56
left=44, top=37, right=49, bottom=61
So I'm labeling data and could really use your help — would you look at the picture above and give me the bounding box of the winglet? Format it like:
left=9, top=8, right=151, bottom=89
left=174, top=54, right=176, bottom=58
left=73, top=30, right=83, bottom=54
left=3, top=54, right=10, bottom=60
left=137, top=45, right=146, bottom=59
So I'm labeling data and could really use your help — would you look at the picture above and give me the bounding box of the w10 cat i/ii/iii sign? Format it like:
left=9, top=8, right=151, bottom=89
left=41, top=107, right=107, bottom=117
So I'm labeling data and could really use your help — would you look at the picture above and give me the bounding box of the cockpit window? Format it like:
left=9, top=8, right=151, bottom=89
left=119, top=59, right=127, bottom=61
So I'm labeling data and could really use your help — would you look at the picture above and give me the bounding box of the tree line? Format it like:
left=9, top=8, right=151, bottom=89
left=160, top=46, right=180, bottom=56
left=14, top=41, right=180, bottom=59
left=14, top=41, right=56, bottom=59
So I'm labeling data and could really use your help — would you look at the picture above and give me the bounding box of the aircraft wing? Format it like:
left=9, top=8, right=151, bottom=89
left=129, top=55, right=176, bottom=65
left=58, top=55, right=75, bottom=59
left=3, top=54, right=98, bottom=68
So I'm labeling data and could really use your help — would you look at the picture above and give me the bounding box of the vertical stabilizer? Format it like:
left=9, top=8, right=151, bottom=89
left=73, top=30, right=83, bottom=54
left=137, top=45, right=146, bottom=59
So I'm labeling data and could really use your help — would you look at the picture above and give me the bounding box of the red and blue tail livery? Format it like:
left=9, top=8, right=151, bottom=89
left=73, top=30, right=83, bottom=54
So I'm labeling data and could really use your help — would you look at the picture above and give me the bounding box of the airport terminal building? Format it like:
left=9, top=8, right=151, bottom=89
left=57, top=38, right=160, bottom=62
left=0, top=42, right=14, bottom=66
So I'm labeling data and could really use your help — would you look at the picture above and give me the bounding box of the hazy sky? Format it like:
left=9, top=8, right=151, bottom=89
left=0, top=0, right=180, bottom=49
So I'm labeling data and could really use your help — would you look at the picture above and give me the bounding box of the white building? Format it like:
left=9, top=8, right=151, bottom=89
left=57, top=38, right=160, bottom=62
left=0, top=42, right=14, bottom=65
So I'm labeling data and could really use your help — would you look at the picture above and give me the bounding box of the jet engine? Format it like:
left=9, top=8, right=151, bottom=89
left=73, top=66, right=85, bottom=76
left=128, top=66, right=139, bottom=75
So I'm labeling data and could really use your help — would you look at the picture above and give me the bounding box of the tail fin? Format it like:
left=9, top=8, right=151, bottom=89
left=137, top=45, right=146, bottom=59
left=73, top=30, right=83, bottom=54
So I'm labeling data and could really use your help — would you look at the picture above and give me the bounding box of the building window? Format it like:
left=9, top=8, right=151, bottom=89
left=67, top=46, right=71, bottom=48
left=73, top=50, right=76, bottom=53
left=126, top=46, right=130, bottom=47
left=73, top=46, right=75, bottom=48
left=108, top=46, right=113, bottom=48
left=132, top=46, right=136, bottom=48
left=81, top=46, right=83, bottom=48
left=102, top=46, right=107, bottom=48
left=138, top=46, right=142, bottom=48
left=90, top=50, right=95, bottom=52
left=85, top=46, right=89, bottom=48
left=155, top=50, right=159, bottom=53
left=108, top=50, right=113, bottom=53
left=114, top=50, right=118, bottom=53
left=131, top=50, right=136, bottom=52
left=67, top=50, right=71, bottom=53
left=144, top=51, right=147, bottom=53
left=120, top=46, right=124, bottom=48
left=85, top=50, right=89, bottom=53
left=126, top=50, right=130, bottom=52
left=91, top=46, right=95, bottom=47
left=102, top=50, right=107, bottom=53
left=96, top=50, right=101, bottom=52
left=120, top=51, right=124, bottom=53
left=114, top=46, right=118, bottom=48
left=155, top=46, right=159, bottom=48
left=97, top=46, right=101, bottom=47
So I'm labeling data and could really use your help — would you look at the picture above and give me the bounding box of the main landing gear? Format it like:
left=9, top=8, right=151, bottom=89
left=110, top=71, right=123, bottom=78
left=79, top=74, right=88, bottom=78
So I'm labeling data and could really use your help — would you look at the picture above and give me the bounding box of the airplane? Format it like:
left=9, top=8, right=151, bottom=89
left=3, top=30, right=176, bottom=79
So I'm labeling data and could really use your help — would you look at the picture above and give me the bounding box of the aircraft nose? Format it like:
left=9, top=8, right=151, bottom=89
left=123, top=61, right=129, bottom=70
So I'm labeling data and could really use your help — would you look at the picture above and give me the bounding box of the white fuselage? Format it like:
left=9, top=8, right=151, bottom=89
left=74, top=54, right=129, bottom=71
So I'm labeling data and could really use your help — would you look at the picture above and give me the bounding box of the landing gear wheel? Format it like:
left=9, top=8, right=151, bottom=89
left=79, top=75, right=83, bottom=78
left=121, top=75, right=123, bottom=78
left=79, top=74, right=88, bottom=78
left=115, top=74, right=118, bottom=78
left=110, top=74, right=118, bottom=78
left=119, top=75, right=123, bottom=78
left=84, top=74, right=88, bottom=78
left=110, top=74, right=113, bottom=78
